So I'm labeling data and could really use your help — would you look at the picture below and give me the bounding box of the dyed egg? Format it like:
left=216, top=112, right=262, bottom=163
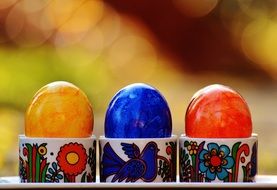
left=105, top=83, right=172, bottom=138
left=25, top=81, right=93, bottom=138
left=185, top=84, right=252, bottom=138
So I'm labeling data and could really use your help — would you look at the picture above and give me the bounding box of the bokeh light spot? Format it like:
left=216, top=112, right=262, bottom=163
left=173, top=0, right=218, bottom=18
left=0, top=0, right=17, bottom=10
left=52, top=0, right=104, bottom=46
left=107, top=35, right=157, bottom=81
left=241, top=18, right=277, bottom=79
left=20, top=0, right=49, bottom=13
left=5, top=3, right=53, bottom=47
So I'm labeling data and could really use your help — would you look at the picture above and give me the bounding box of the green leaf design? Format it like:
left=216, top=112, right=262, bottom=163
left=231, top=142, right=241, bottom=181
left=242, top=166, right=247, bottom=182
left=41, top=163, right=49, bottom=182
left=35, top=151, right=41, bottom=182
left=184, top=141, right=190, bottom=147
left=232, top=142, right=241, bottom=158
left=185, top=154, right=189, bottom=160
left=25, top=143, right=33, bottom=182
left=64, top=174, right=68, bottom=182
left=81, top=172, right=87, bottom=182
left=41, top=143, right=47, bottom=147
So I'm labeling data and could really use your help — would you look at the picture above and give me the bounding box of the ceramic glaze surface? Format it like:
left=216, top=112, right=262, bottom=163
left=105, top=83, right=172, bottom=138
left=185, top=84, right=252, bottom=138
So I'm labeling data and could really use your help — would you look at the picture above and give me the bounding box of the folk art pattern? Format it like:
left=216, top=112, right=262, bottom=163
left=100, top=141, right=177, bottom=182
left=19, top=138, right=257, bottom=183
left=19, top=141, right=96, bottom=183
left=179, top=140, right=257, bottom=182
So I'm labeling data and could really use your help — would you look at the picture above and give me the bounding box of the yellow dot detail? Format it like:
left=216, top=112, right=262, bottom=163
left=38, top=146, right=47, bottom=156
left=66, top=152, right=79, bottom=165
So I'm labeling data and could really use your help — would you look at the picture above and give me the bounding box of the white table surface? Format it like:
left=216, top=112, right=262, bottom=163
left=0, top=175, right=277, bottom=189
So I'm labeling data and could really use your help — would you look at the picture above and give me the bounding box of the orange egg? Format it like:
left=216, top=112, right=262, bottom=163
left=185, top=84, right=252, bottom=138
left=25, top=81, right=93, bottom=138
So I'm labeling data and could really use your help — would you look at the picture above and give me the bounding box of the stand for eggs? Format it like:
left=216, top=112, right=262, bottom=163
left=1, top=83, right=272, bottom=188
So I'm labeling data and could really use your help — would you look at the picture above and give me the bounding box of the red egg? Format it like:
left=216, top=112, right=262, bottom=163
left=185, top=84, right=252, bottom=138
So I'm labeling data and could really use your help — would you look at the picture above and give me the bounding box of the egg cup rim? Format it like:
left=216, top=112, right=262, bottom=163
left=99, top=134, right=177, bottom=141
left=180, top=133, right=257, bottom=141
left=19, top=134, right=96, bottom=140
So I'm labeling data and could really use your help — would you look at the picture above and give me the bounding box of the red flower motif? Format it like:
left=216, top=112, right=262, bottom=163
left=57, top=143, right=87, bottom=176
left=166, top=146, right=172, bottom=155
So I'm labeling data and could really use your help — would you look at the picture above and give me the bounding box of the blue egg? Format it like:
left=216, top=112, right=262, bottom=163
left=105, top=83, right=172, bottom=138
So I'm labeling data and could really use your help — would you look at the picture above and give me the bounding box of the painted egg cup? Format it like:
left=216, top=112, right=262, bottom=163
left=19, top=135, right=96, bottom=183
left=99, top=135, right=177, bottom=183
left=179, top=134, right=258, bottom=182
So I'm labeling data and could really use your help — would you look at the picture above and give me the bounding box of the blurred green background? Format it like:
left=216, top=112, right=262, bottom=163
left=0, top=0, right=277, bottom=176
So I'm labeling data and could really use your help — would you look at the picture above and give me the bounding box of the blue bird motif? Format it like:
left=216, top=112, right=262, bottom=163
left=101, top=141, right=160, bottom=182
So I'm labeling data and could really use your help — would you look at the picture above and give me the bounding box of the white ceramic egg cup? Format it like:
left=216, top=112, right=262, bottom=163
left=99, top=135, right=177, bottom=183
left=179, top=134, right=258, bottom=182
left=19, top=135, right=96, bottom=183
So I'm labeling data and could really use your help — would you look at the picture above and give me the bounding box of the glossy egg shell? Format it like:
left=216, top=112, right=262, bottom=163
left=185, top=84, right=252, bottom=138
left=25, top=81, right=93, bottom=138
left=105, top=83, right=172, bottom=138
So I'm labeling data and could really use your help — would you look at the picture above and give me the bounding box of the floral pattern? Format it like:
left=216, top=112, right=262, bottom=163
left=57, top=142, right=88, bottom=182
left=180, top=140, right=257, bottom=182
left=187, top=141, right=198, bottom=155
left=19, top=141, right=96, bottom=183
left=157, top=141, right=177, bottom=182
left=82, top=140, right=96, bottom=182
left=199, top=143, right=234, bottom=180
left=19, top=143, right=49, bottom=182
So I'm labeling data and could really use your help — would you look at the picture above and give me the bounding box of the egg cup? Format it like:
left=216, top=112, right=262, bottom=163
left=179, top=134, right=258, bottom=182
left=99, top=135, right=177, bottom=183
left=19, top=135, right=96, bottom=183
